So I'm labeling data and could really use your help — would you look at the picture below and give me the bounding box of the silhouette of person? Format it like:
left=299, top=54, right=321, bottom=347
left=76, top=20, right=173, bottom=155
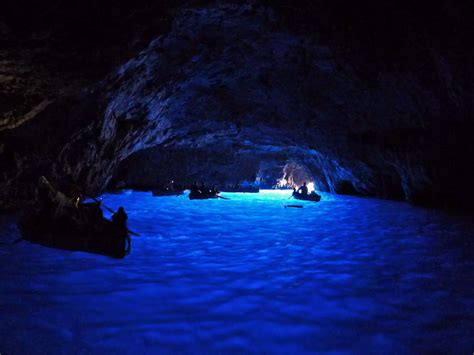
left=165, top=180, right=174, bottom=191
left=112, top=207, right=128, bottom=229
left=297, top=182, right=308, bottom=195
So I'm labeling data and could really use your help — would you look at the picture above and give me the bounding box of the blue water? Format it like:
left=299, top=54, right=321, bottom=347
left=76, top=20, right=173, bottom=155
left=1, top=190, right=473, bottom=354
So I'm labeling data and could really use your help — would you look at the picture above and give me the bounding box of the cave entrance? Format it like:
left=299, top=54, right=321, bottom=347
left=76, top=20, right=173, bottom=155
left=109, top=145, right=263, bottom=190
left=110, top=144, right=319, bottom=193
left=275, top=162, right=314, bottom=190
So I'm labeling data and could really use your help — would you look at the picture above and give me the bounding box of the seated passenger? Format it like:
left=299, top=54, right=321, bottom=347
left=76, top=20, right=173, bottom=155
left=190, top=181, right=199, bottom=195
left=297, top=182, right=308, bottom=195
left=165, top=180, right=174, bottom=191
left=57, top=174, right=83, bottom=206
left=112, top=207, right=128, bottom=230
left=37, top=178, right=55, bottom=212
left=39, top=176, right=76, bottom=218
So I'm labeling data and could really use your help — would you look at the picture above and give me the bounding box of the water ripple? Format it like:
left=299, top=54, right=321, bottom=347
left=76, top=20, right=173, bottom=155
left=0, top=191, right=473, bottom=353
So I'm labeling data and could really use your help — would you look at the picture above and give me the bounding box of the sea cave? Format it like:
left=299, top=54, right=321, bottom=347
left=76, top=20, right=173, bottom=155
left=1, top=1, right=474, bottom=353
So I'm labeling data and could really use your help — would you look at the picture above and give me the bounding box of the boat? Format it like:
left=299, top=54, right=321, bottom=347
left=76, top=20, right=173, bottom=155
left=189, top=192, right=219, bottom=200
left=18, top=203, right=131, bottom=258
left=152, top=189, right=184, bottom=197
left=292, top=191, right=321, bottom=202
left=219, top=186, right=260, bottom=193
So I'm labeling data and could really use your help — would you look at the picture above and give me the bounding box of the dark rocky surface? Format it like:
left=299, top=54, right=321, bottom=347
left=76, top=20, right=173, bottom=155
left=1, top=1, right=473, bottom=211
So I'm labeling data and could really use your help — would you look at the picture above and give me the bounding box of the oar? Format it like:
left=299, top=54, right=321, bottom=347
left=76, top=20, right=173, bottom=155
left=217, top=195, right=230, bottom=200
left=90, top=196, right=114, bottom=213
left=125, top=229, right=140, bottom=237
left=88, top=196, right=140, bottom=237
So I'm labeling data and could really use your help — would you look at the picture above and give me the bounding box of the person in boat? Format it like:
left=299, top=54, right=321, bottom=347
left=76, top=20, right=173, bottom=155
left=164, top=180, right=175, bottom=192
left=211, top=185, right=219, bottom=195
left=297, top=182, right=308, bottom=195
left=39, top=176, right=77, bottom=218
left=190, top=181, right=199, bottom=195
left=58, top=174, right=83, bottom=207
left=199, top=182, right=208, bottom=195
left=39, top=176, right=103, bottom=229
left=37, top=177, right=55, bottom=212
left=80, top=198, right=104, bottom=226
left=112, top=207, right=128, bottom=230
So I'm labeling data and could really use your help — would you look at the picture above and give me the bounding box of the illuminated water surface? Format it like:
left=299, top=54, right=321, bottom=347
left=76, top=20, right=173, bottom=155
left=0, top=190, right=473, bottom=353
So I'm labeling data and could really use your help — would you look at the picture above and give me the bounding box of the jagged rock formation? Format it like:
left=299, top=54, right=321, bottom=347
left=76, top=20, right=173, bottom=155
left=1, top=1, right=473, bottom=211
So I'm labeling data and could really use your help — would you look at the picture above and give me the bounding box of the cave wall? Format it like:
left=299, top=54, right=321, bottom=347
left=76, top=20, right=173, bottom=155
left=1, top=1, right=474, bottom=211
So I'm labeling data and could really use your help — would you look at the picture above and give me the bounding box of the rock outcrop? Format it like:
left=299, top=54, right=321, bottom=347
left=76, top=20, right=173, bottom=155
left=1, top=1, right=473, bottom=211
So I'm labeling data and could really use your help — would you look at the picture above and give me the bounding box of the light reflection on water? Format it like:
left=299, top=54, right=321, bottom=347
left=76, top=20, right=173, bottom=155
left=0, top=190, right=473, bottom=353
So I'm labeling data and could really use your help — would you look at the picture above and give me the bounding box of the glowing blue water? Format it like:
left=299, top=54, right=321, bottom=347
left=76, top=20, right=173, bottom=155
left=1, top=190, right=473, bottom=354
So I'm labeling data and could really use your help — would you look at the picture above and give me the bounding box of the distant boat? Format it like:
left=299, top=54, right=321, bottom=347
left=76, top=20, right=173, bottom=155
left=292, top=191, right=321, bottom=202
left=189, top=192, right=219, bottom=200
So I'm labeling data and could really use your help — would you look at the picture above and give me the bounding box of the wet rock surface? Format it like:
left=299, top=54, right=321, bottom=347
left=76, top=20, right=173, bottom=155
left=1, top=1, right=473, bottom=211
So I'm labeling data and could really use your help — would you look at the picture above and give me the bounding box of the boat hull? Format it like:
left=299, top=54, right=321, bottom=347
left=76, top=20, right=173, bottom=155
left=189, top=193, right=219, bottom=200
left=18, top=209, right=130, bottom=258
left=292, top=192, right=321, bottom=202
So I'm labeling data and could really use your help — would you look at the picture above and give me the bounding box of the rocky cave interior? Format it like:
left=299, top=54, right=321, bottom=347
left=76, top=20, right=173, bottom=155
left=1, top=0, right=474, bottom=212
left=2, top=2, right=474, bottom=353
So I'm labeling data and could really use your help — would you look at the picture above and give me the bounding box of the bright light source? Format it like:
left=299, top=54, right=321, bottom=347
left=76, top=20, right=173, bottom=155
left=276, top=178, right=288, bottom=188
left=307, top=182, right=315, bottom=193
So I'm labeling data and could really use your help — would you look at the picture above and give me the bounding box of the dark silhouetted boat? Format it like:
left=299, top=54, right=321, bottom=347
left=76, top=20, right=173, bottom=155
left=292, top=191, right=321, bottom=202
left=189, top=192, right=220, bottom=200
left=18, top=204, right=130, bottom=258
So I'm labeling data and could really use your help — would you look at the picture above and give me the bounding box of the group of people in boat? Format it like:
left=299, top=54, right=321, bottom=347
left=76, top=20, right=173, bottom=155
left=22, top=176, right=131, bottom=253
left=34, top=175, right=129, bottom=234
left=16, top=175, right=133, bottom=258
left=189, top=181, right=220, bottom=199
left=154, top=180, right=259, bottom=196
left=154, top=179, right=318, bottom=200
left=293, top=182, right=321, bottom=201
